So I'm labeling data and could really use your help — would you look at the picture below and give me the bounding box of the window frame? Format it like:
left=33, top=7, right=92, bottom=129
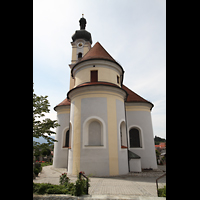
left=82, top=116, right=106, bottom=149
left=128, top=126, right=144, bottom=150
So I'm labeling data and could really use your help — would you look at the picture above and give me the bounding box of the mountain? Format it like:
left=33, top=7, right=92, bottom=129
left=33, top=135, right=55, bottom=144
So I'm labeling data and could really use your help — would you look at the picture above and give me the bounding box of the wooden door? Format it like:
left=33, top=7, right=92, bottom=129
left=91, top=70, right=98, bottom=82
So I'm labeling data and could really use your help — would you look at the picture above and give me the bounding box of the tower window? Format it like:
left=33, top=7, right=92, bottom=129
left=91, top=70, right=98, bottom=82
left=78, top=52, right=82, bottom=59
left=65, top=130, right=69, bottom=147
left=129, top=128, right=141, bottom=148
left=117, top=76, right=120, bottom=84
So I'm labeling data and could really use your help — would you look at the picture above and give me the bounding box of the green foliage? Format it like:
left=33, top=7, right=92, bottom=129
left=154, top=136, right=166, bottom=145
left=33, top=167, right=40, bottom=176
left=33, top=171, right=90, bottom=196
left=34, top=162, right=42, bottom=176
left=33, top=183, right=68, bottom=194
left=158, top=186, right=166, bottom=197
left=66, top=183, right=75, bottom=195
left=33, top=84, right=59, bottom=145
left=74, top=178, right=88, bottom=196
left=41, top=161, right=52, bottom=167
left=41, top=148, right=51, bottom=156
left=59, top=173, right=70, bottom=186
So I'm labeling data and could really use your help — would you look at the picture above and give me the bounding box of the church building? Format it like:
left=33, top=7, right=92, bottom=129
left=53, top=16, right=157, bottom=176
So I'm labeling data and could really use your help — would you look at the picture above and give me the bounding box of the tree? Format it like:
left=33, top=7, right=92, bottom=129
left=33, top=84, right=59, bottom=144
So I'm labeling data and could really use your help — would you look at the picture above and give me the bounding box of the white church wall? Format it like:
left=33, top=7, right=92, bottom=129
left=126, top=109, right=157, bottom=169
left=116, top=99, right=129, bottom=175
left=80, top=97, right=110, bottom=176
left=53, top=112, right=70, bottom=168
left=72, top=60, right=123, bottom=88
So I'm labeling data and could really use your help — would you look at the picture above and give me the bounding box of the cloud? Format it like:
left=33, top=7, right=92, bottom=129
left=33, top=0, right=166, bottom=139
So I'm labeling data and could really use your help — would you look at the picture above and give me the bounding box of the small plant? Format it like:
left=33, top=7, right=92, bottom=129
left=33, top=162, right=42, bottom=176
left=59, top=173, right=70, bottom=186
left=158, top=185, right=166, bottom=197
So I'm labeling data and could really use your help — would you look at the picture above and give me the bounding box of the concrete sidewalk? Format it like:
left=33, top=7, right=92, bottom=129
left=33, top=165, right=166, bottom=198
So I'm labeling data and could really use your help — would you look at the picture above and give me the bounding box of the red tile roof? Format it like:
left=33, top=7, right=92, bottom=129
left=54, top=83, right=153, bottom=110
left=80, top=42, right=116, bottom=62
left=71, top=42, right=124, bottom=79
left=122, top=85, right=153, bottom=105
left=54, top=98, right=71, bottom=110
left=155, top=142, right=166, bottom=149
left=76, top=81, right=119, bottom=88
left=55, top=42, right=153, bottom=110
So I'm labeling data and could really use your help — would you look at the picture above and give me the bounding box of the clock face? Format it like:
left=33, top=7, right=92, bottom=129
left=77, top=42, right=83, bottom=48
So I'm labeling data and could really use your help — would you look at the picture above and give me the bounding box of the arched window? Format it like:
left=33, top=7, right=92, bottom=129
left=129, top=128, right=141, bottom=148
left=78, top=52, right=82, bottom=59
left=65, top=130, right=69, bottom=147
left=62, top=126, right=71, bottom=148
left=88, top=121, right=101, bottom=145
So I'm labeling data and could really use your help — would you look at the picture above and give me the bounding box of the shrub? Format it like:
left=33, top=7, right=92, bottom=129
left=66, top=182, right=75, bottom=195
left=158, top=185, right=166, bottom=197
left=34, top=167, right=40, bottom=176
left=59, top=173, right=70, bottom=186
left=74, top=178, right=89, bottom=196
left=33, top=183, right=68, bottom=195
left=34, top=162, right=42, bottom=176
left=33, top=183, right=52, bottom=194
left=46, top=185, right=68, bottom=194
left=33, top=171, right=90, bottom=196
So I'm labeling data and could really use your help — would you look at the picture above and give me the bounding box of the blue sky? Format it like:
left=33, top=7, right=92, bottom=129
left=33, top=0, right=166, bottom=139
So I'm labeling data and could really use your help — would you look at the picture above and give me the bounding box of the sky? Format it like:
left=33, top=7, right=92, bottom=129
left=33, top=0, right=166, bottom=139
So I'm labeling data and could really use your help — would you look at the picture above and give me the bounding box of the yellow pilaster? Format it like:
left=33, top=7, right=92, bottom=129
left=72, top=97, right=82, bottom=175
left=107, top=96, right=119, bottom=175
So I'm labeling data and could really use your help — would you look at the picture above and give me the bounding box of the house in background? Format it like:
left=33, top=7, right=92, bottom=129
left=53, top=16, right=157, bottom=176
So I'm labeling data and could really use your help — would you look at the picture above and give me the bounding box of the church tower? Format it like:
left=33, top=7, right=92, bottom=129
left=53, top=16, right=157, bottom=176
left=69, top=15, right=92, bottom=90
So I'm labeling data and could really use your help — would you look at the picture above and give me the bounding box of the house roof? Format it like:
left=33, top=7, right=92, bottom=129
left=122, top=85, right=154, bottom=108
left=155, top=142, right=166, bottom=149
left=54, top=98, right=71, bottom=110
left=71, top=42, right=124, bottom=78
left=54, top=83, right=153, bottom=110
left=67, top=81, right=128, bottom=100
left=80, top=42, right=116, bottom=62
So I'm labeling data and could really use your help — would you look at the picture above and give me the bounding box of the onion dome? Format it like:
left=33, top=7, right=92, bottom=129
left=71, top=15, right=92, bottom=44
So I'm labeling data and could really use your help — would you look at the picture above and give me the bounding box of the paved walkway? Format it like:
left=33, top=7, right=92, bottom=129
left=33, top=165, right=166, bottom=198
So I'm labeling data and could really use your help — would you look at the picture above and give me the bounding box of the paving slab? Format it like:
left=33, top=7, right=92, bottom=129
left=33, top=165, right=166, bottom=197
left=33, top=194, right=166, bottom=200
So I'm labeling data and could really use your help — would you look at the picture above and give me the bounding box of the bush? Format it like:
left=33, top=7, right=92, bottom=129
left=74, top=178, right=89, bottom=196
left=33, top=171, right=90, bottom=196
left=158, top=185, right=166, bottom=197
left=59, top=173, right=70, bottom=186
left=33, top=183, right=51, bottom=194
left=33, top=183, right=68, bottom=195
left=33, top=167, right=40, bottom=176
left=46, top=185, right=68, bottom=194
left=34, top=162, right=42, bottom=176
